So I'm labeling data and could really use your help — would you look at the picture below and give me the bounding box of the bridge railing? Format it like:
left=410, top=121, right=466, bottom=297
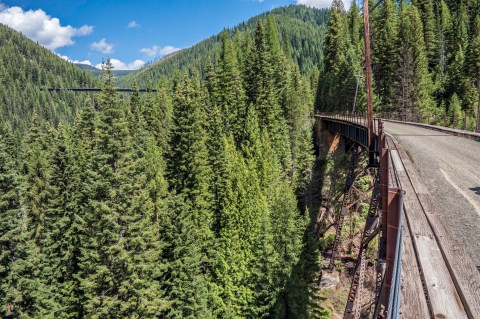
left=315, top=111, right=367, bottom=127
left=381, top=111, right=476, bottom=132
left=315, top=112, right=382, bottom=136
left=315, top=112, right=406, bottom=318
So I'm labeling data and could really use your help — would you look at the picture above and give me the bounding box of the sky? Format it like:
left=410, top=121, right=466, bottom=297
left=0, top=0, right=351, bottom=70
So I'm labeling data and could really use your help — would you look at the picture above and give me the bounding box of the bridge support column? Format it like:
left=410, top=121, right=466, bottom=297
left=315, top=117, right=340, bottom=156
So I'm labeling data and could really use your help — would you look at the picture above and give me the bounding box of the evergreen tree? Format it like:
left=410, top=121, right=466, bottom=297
left=165, top=71, right=217, bottom=318
left=373, top=0, right=399, bottom=111
left=434, top=0, right=453, bottom=95
left=449, top=93, right=463, bottom=127
left=78, top=60, right=164, bottom=318
left=467, top=14, right=480, bottom=125
left=9, top=115, right=57, bottom=318
left=396, top=4, right=435, bottom=121
left=413, top=0, right=437, bottom=67
left=317, top=0, right=359, bottom=112
left=217, top=30, right=247, bottom=140
left=0, top=125, right=21, bottom=317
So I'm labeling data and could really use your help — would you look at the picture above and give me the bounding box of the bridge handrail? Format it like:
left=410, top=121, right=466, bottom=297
left=315, top=112, right=381, bottom=136
left=383, top=118, right=480, bottom=142
left=387, top=191, right=404, bottom=319
left=315, top=112, right=367, bottom=127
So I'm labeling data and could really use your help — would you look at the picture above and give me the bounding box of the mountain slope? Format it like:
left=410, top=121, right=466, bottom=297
left=0, top=23, right=97, bottom=135
left=118, top=5, right=328, bottom=87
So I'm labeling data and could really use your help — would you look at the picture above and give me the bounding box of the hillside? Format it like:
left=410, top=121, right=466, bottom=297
left=318, top=0, right=479, bottom=131
left=0, top=23, right=97, bottom=135
left=118, top=5, right=328, bottom=87
left=0, top=6, right=333, bottom=317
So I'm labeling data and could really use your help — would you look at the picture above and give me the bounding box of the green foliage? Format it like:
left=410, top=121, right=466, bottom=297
left=0, top=7, right=321, bottom=319
left=117, top=5, right=328, bottom=88
left=322, top=0, right=480, bottom=130
left=0, top=24, right=97, bottom=136
left=316, top=2, right=363, bottom=113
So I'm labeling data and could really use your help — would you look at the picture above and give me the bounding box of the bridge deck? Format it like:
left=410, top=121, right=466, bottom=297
left=387, top=137, right=430, bottom=318
left=386, top=122, right=480, bottom=319
left=317, top=115, right=480, bottom=317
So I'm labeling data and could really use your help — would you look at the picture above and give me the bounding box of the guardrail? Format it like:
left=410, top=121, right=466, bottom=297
left=384, top=189, right=404, bottom=319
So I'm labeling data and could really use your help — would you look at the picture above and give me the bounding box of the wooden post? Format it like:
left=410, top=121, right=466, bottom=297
left=363, top=0, right=375, bottom=166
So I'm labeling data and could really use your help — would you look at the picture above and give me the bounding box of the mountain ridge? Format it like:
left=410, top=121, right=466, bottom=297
left=118, top=5, right=329, bottom=87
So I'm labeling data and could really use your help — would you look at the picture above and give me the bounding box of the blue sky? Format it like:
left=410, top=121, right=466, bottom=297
left=0, top=0, right=350, bottom=70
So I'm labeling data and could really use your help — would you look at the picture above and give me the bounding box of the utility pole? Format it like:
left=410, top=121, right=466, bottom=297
left=363, top=0, right=375, bottom=165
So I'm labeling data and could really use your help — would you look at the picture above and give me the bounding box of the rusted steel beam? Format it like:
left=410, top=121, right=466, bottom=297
left=329, top=143, right=359, bottom=271
left=383, top=188, right=402, bottom=314
left=343, top=169, right=380, bottom=319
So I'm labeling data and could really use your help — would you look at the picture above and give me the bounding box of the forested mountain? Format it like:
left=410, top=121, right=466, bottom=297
left=118, top=5, right=328, bottom=87
left=317, top=0, right=480, bottom=131
left=0, top=24, right=97, bottom=136
left=0, top=9, right=332, bottom=318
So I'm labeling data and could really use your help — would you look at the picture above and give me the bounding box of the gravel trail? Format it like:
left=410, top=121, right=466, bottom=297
left=384, top=121, right=480, bottom=267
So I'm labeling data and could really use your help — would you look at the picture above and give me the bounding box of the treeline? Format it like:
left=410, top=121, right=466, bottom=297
left=118, top=5, right=328, bottom=88
left=0, top=16, right=329, bottom=318
left=317, top=0, right=480, bottom=130
left=0, top=24, right=97, bottom=136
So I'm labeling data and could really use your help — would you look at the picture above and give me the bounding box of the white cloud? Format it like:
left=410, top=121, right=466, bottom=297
left=127, top=20, right=140, bottom=28
left=57, top=53, right=92, bottom=66
left=95, top=59, right=145, bottom=70
left=0, top=5, right=93, bottom=50
left=90, top=38, right=114, bottom=54
left=71, top=59, right=92, bottom=65
left=296, top=0, right=351, bottom=10
left=140, top=45, right=181, bottom=57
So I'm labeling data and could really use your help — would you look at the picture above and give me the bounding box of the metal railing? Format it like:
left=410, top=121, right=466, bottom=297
left=316, top=113, right=405, bottom=318
left=386, top=190, right=404, bottom=319
left=380, top=111, right=475, bottom=132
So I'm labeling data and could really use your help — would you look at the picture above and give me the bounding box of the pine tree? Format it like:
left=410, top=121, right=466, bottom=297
left=0, top=125, right=21, bottom=316
left=434, top=0, right=453, bottom=95
left=413, top=0, right=437, bottom=67
left=373, top=0, right=399, bottom=111
left=317, top=0, right=359, bottom=113
left=40, top=125, right=85, bottom=319
left=9, top=114, right=57, bottom=318
left=217, top=30, right=246, bottom=140
left=396, top=4, right=435, bottom=121
left=165, top=71, right=217, bottom=318
left=78, top=60, right=164, bottom=318
left=449, top=93, right=463, bottom=127
left=245, top=21, right=280, bottom=131
left=467, top=14, right=480, bottom=130
left=156, top=78, right=174, bottom=154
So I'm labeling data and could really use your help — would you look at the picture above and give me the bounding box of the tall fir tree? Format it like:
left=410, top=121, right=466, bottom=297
left=165, top=71, right=217, bottom=318
left=372, top=0, right=399, bottom=111
left=0, top=125, right=21, bottom=317
left=396, top=4, right=435, bottom=121
left=217, top=30, right=247, bottom=140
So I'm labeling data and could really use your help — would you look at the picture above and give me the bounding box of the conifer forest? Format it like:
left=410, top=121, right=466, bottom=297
left=0, top=1, right=479, bottom=318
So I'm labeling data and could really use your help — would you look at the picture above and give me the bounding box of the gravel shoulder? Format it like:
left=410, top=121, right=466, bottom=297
left=384, top=122, right=480, bottom=267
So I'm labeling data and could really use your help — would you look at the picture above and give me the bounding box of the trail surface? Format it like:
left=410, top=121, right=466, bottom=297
left=384, top=121, right=480, bottom=266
